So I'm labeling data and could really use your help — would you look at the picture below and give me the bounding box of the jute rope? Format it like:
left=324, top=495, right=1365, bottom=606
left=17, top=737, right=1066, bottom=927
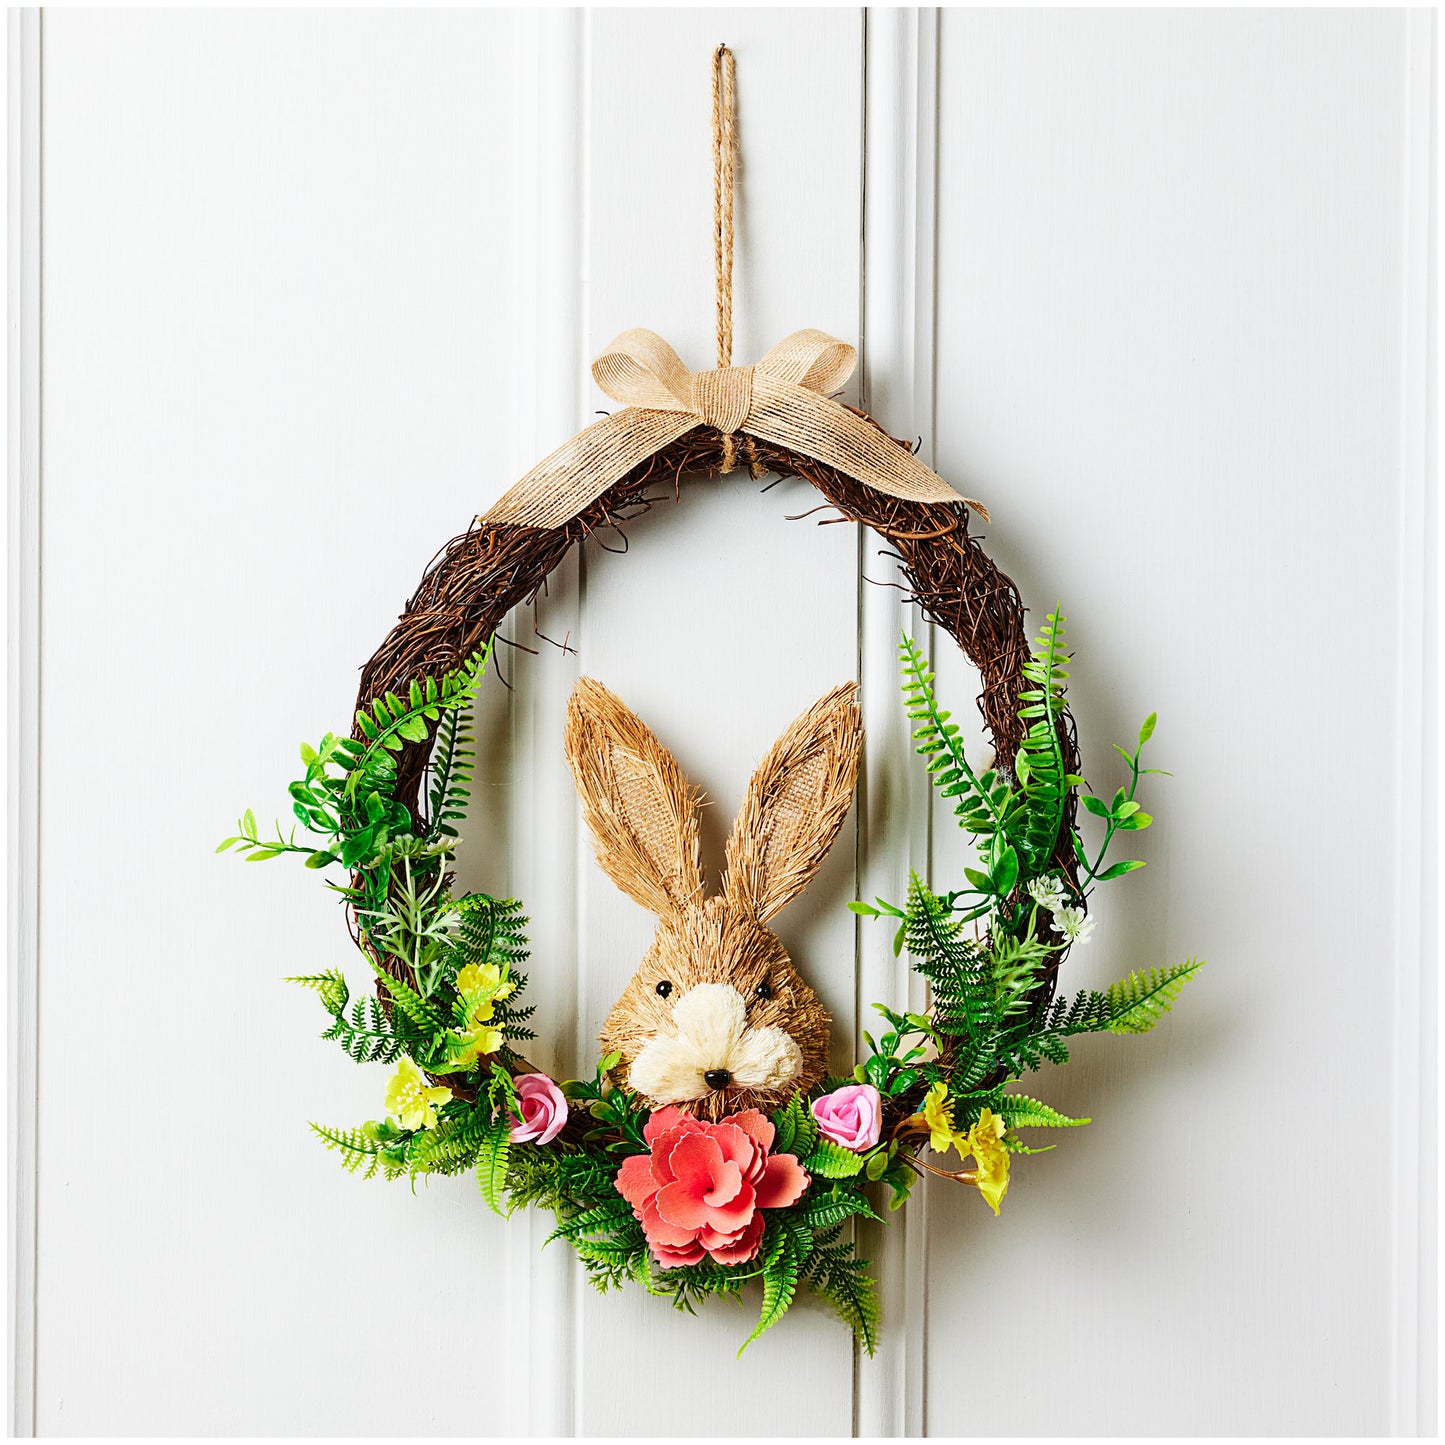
left=711, top=44, right=749, bottom=475
left=712, top=44, right=736, bottom=373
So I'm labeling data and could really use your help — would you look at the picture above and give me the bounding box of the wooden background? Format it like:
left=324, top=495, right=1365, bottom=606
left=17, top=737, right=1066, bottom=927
left=12, top=7, right=1434, bottom=1435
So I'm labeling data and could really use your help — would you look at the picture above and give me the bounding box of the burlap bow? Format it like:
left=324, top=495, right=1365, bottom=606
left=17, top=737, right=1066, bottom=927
left=480, top=328, right=987, bottom=529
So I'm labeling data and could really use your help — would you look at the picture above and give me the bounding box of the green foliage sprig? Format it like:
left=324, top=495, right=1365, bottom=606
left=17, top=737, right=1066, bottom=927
left=850, top=613, right=1201, bottom=1192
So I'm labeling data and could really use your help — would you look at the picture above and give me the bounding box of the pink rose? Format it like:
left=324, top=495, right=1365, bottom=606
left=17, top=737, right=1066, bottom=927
left=616, top=1106, right=810, bottom=1268
left=811, top=1083, right=882, bottom=1152
left=509, top=1073, right=568, bottom=1145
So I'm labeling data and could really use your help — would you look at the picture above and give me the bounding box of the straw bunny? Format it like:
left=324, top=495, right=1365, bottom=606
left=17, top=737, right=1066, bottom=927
left=565, top=677, right=863, bottom=1121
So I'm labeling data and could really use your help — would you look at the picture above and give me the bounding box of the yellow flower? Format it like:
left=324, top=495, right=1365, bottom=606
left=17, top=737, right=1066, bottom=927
left=919, top=1082, right=969, bottom=1157
left=456, top=963, right=516, bottom=1005
left=454, top=962, right=517, bottom=1039
left=447, top=1022, right=504, bottom=1069
left=384, top=1058, right=452, bottom=1131
left=964, top=1108, right=1011, bottom=1216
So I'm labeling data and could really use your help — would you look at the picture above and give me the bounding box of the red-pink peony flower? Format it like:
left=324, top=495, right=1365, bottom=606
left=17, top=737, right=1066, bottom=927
left=508, top=1073, right=568, bottom=1145
left=615, top=1106, right=809, bottom=1268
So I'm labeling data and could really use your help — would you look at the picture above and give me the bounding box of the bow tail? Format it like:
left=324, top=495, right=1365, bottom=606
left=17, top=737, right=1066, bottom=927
left=744, top=379, right=989, bottom=518
left=480, top=409, right=699, bottom=529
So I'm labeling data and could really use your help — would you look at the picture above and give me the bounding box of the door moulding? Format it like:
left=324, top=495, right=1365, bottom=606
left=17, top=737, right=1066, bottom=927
left=7, top=8, right=41, bottom=1438
left=855, top=7, right=937, bottom=1437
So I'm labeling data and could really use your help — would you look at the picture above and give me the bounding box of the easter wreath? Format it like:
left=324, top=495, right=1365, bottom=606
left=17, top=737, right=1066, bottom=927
left=223, top=49, right=1201, bottom=1354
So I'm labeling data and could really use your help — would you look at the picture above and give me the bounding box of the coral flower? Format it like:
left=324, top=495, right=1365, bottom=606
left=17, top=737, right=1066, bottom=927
left=616, top=1106, right=809, bottom=1268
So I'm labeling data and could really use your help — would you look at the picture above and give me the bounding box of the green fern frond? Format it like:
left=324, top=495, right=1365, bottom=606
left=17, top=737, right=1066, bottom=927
left=899, top=634, right=1021, bottom=839
left=798, top=1187, right=882, bottom=1230
left=573, top=1237, right=644, bottom=1269
left=310, top=1122, right=392, bottom=1181
left=319, top=994, right=404, bottom=1064
left=802, top=1140, right=866, bottom=1179
left=348, top=643, right=491, bottom=799
left=545, top=1197, right=636, bottom=1244
left=1014, top=609, right=1072, bottom=870
left=903, top=875, right=990, bottom=1034
left=451, top=895, right=530, bottom=968
left=1098, top=961, right=1204, bottom=1033
left=903, top=875, right=1049, bottom=1058
left=996, top=1092, right=1090, bottom=1129
left=288, top=968, right=349, bottom=1016
left=740, top=1225, right=803, bottom=1355
left=803, top=1238, right=880, bottom=1356
left=475, top=1115, right=512, bottom=1214
left=998, top=960, right=1203, bottom=1074
left=289, top=970, right=403, bottom=1064
left=425, top=702, right=476, bottom=843
left=771, top=1093, right=820, bottom=1159
left=371, top=965, right=448, bottom=1038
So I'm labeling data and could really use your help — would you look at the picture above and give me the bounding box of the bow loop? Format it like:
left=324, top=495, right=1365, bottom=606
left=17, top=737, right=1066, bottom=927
left=592, top=329, right=694, bottom=412
left=755, top=329, right=858, bottom=396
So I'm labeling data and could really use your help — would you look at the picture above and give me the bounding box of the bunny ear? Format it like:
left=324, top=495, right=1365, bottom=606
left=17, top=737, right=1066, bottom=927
left=723, top=683, right=863, bottom=922
left=565, top=677, right=705, bottom=919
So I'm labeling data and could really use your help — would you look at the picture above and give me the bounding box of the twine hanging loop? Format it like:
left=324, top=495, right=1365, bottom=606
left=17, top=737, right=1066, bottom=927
left=712, top=44, right=737, bottom=374
left=476, top=44, right=989, bottom=531
left=711, top=45, right=745, bottom=473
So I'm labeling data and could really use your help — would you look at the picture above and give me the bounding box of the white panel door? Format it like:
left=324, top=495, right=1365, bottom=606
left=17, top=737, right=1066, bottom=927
left=19, top=6, right=1432, bottom=1438
left=925, top=8, right=1434, bottom=1438
left=34, top=9, right=560, bottom=1437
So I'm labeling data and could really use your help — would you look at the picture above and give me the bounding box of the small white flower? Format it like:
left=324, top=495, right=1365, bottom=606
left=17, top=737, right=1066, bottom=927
left=1027, top=874, right=1066, bottom=909
left=1052, top=905, right=1095, bottom=946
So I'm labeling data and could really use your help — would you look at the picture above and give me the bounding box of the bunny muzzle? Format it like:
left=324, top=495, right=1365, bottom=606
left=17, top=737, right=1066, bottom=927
left=627, top=982, right=804, bottom=1113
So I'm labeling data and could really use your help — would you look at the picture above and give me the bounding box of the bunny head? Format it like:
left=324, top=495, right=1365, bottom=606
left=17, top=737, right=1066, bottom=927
left=565, top=678, right=863, bottom=1122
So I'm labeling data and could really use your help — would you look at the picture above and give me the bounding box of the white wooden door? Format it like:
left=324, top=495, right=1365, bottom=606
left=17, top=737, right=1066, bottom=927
left=13, top=7, right=1433, bottom=1436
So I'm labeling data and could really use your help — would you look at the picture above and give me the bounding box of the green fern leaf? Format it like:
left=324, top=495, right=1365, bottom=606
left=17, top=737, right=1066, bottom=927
left=740, top=1226, right=801, bottom=1355
left=1101, top=961, right=1204, bottom=1033
left=1014, top=609, right=1071, bottom=870
left=799, top=1187, right=882, bottom=1229
left=545, top=1197, right=635, bottom=1245
left=899, top=633, right=1017, bottom=838
left=310, top=1122, right=387, bottom=1180
left=772, top=1094, right=806, bottom=1155
left=803, top=1238, right=880, bottom=1356
left=996, top=1092, right=1090, bottom=1129
left=476, top=1115, right=512, bottom=1215
left=319, top=994, right=404, bottom=1064
left=371, top=966, right=447, bottom=1036
left=803, top=1140, right=866, bottom=1178
left=406, top=1117, right=482, bottom=1177
left=288, top=968, right=348, bottom=1016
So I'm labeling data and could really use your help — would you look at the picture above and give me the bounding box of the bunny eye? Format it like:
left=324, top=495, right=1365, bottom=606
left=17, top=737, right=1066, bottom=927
left=754, top=981, right=773, bottom=1001
left=655, top=981, right=673, bottom=998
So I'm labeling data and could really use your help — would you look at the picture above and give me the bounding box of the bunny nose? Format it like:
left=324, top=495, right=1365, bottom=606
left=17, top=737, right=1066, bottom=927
left=704, top=1069, right=732, bottom=1090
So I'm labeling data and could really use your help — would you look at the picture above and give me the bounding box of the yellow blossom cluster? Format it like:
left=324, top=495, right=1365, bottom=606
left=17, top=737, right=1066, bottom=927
left=918, top=1082, right=1011, bottom=1215
left=382, top=965, right=520, bottom=1130
left=446, top=963, right=516, bottom=1068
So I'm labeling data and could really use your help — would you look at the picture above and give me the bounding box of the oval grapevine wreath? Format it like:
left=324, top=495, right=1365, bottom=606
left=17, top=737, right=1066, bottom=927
left=223, top=48, right=1201, bottom=1356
